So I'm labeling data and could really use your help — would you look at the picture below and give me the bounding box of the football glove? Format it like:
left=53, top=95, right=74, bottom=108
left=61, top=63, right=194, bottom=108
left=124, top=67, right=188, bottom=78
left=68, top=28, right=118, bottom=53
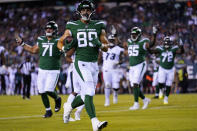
left=15, top=33, right=25, bottom=46
left=152, top=26, right=158, bottom=35
left=179, top=38, right=184, bottom=46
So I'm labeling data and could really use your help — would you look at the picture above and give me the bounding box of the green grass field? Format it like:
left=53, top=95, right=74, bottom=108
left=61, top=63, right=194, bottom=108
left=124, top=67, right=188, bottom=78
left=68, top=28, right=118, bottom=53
left=0, top=94, right=197, bottom=131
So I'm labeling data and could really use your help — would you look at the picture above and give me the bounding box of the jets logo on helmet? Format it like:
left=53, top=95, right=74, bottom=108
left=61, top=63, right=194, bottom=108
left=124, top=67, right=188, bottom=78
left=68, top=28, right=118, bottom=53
left=77, top=0, right=95, bottom=21
left=45, top=21, right=58, bottom=37
left=163, top=36, right=171, bottom=49
left=131, top=27, right=142, bottom=41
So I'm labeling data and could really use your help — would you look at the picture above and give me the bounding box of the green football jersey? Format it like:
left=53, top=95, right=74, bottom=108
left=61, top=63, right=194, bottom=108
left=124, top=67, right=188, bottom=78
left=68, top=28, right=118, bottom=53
left=66, top=20, right=106, bottom=62
left=37, top=36, right=61, bottom=70
left=127, top=37, right=150, bottom=66
left=156, top=45, right=179, bottom=69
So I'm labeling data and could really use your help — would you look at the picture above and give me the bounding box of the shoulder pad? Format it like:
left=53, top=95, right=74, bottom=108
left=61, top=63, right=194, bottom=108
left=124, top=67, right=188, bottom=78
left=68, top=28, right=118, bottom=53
left=37, top=36, right=45, bottom=41
left=66, top=21, right=79, bottom=26
left=140, top=37, right=150, bottom=43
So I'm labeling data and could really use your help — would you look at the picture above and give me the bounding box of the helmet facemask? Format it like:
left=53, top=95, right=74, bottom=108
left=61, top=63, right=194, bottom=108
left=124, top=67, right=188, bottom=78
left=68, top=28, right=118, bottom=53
left=77, top=0, right=95, bottom=21
left=45, top=21, right=58, bottom=37
left=108, top=35, right=117, bottom=47
left=131, top=27, right=141, bottom=41
left=163, top=36, right=171, bottom=49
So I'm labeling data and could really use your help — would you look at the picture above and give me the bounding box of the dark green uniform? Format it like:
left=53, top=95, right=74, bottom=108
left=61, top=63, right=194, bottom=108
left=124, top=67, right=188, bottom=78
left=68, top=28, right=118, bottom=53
left=37, top=36, right=61, bottom=70
left=66, top=20, right=106, bottom=62
left=156, top=45, right=179, bottom=69
left=127, top=38, right=150, bottom=66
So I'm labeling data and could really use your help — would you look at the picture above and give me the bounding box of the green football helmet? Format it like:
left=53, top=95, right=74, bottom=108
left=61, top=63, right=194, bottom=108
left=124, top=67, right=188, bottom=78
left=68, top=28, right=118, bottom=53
left=131, top=27, right=142, bottom=41
left=77, top=0, right=95, bottom=21
left=45, top=21, right=58, bottom=37
left=163, top=36, right=171, bottom=49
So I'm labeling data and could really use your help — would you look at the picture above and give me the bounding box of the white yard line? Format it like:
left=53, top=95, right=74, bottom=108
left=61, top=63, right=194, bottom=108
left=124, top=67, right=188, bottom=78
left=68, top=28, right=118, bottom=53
left=0, top=115, right=43, bottom=120
left=0, top=105, right=196, bottom=120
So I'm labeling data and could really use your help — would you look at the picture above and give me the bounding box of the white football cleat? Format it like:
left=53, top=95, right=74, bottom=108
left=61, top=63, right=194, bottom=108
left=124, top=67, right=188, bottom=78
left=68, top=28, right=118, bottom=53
left=74, top=111, right=81, bottom=121
left=129, top=102, right=139, bottom=110
left=91, top=117, right=108, bottom=131
left=104, top=100, right=110, bottom=107
left=63, top=102, right=73, bottom=123
left=142, top=98, right=151, bottom=109
left=69, top=117, right=76, bottom=122
left=164, top=96, right=168, bottom=105
left=104, top=103, right=110, bottom=107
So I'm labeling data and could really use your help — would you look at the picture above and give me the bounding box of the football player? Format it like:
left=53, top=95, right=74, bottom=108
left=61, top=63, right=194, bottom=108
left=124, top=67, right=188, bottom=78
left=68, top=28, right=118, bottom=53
left=151, top=54, right=162, bottom=99
left=8, top=64, right=17, bottom=95
left=65, top=54, right=85, bottom=121
left=126, top=26, right=158, bottom=110
left=57, top=1, right=109, bottom=130
left=102, top=34, right=124, bottom=106
left=149, top=36, right=184, bottom=104
left=16, top=21, right=62, bottom=118
left=0, top=46, right=6, bottom=95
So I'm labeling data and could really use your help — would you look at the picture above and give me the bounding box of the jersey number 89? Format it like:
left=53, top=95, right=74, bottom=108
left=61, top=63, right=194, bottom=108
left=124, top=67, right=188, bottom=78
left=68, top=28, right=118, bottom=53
left=77, top=32, right=97, bottom=47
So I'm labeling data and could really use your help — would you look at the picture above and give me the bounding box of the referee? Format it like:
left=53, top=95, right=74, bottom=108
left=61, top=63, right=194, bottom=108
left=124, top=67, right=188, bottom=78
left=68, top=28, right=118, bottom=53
left=20, top=56, right=33, bottom=99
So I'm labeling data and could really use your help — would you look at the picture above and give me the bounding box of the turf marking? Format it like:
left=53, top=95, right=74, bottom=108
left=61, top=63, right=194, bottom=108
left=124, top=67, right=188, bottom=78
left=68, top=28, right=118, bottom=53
left=0, top=105, right=197, bottom=120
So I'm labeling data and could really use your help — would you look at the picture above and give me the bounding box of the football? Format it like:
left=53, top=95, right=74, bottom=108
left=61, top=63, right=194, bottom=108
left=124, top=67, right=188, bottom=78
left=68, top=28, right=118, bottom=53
left=65, top=36, right=73, bottom=44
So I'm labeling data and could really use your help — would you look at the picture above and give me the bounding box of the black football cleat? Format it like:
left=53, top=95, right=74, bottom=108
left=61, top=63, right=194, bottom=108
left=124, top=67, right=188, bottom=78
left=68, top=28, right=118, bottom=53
left=55, top=97, right=62, bottom=112
left=153, top=96, right=159, bottom=99
left=43, top=110, right=53, bottom=118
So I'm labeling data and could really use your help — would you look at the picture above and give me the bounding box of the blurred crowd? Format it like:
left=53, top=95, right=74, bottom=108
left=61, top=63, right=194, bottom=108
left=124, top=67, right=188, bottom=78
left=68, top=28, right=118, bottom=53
left=0, top=1, right=197, bottom=95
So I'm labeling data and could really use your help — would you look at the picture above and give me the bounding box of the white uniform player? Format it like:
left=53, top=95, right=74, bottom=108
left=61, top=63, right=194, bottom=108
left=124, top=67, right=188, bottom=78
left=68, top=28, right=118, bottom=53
left=151, top=55, right=163, bottom=99
left=8, top=65, right=17, bottom=95
left=31, top=66, right=38, bottom=95
left=0, top=46, right=7, bottom=95
left=65, top=55, right=85, bottom=121
left=102, top=42, right=124, bottom=106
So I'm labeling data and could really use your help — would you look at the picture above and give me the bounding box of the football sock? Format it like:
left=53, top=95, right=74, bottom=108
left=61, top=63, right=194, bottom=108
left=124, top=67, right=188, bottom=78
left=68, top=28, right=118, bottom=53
left=165, top=86, right=171, bottom=97
left=105, top=88, right=110, bottom=103
left=159, top=83, right=164, bottom=89
left=76, top=104, right=85, bottom=113
left=41, top=93, right=50, bottom=109
left=155, top=85, right=159, bottom=96
left=113, top=90, right=118, bottom=99
left=139, top=90, right=145, bottom=99
left=71, top=95, right=84, bottom=109
left=85, top=95, right=96, bottom=119
left=133, top=87, right=139, bottom=102
left=47, top=91, right=58, bottom=100
left=67, top=93, right=76, bottom=103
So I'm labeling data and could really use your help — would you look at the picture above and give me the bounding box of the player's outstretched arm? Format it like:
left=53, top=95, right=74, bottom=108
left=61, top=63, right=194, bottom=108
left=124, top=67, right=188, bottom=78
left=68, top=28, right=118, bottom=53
left=176, top=38, right=184, bottom=54
left=149, top=26, right=158, bottom=48
left=15, top=33, right=39, bottom=54
left=57, top=29, right=72, bottom=52
left=99, top=29, right=109, bottom=52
